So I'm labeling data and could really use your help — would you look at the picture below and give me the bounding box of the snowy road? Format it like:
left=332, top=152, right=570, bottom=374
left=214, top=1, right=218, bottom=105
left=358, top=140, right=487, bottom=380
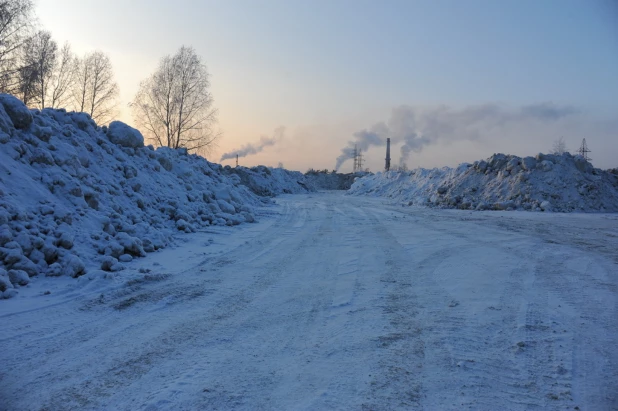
left=1, top=192, right=617, bottom=410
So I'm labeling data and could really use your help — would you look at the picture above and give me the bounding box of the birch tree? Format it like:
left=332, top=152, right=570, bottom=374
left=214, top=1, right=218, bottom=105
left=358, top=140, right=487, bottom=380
left=19, top=30, right=57, bottom=108
left=0, top=0, right=34, bottom=93
left=49, top=42, right=76, bottom=108
left=132, top=46, right=219, bottom=153
left=72, top=50, right=118, bottom=123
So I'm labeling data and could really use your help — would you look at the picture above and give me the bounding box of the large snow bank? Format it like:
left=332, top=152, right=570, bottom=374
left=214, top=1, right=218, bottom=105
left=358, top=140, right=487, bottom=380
left=349, top=153, right=618, bottom=212
left=223, top=165, right=313, bottom=196
left=0, top=95, right=277, bottom=298
left=304, top=170, right=358, bottom=190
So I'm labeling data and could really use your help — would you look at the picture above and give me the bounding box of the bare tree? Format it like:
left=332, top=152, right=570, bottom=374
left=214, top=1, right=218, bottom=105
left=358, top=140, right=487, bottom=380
left=16, top=56, right=35, bottom=104
left=132, top=46, right=219, bottom=153
left=0, top=0, right=34, bottom=93
left=49, top=42, right=76, bottom=108
left=85, top=51, right=118, bottom=123
left=19, top=30, right=57, bottom=108
left=72, top=54, right=89, bottom=112
left=72, top=50, right=118, bottom=123
left=551, top=137, right=569, bottom=155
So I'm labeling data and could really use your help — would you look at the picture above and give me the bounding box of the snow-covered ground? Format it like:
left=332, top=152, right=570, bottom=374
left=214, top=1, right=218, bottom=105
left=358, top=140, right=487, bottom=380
left=1, top=192, right=616, bottom=410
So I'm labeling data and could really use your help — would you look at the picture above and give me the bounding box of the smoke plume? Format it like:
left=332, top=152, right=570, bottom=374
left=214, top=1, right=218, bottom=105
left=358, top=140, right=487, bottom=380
left=221, top=127, right=285, bottom=162
left=334, top=122, right=388, bottom=170
left=334, top=103, right=579, bottom=170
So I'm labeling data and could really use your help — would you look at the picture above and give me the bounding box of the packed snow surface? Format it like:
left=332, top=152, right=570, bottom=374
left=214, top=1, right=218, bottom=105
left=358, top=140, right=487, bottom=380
left=0, top=94, right=310, bottom=297
left=349, top=153, right=618, bottom=212
left=1, top=192, right=617, bottom=410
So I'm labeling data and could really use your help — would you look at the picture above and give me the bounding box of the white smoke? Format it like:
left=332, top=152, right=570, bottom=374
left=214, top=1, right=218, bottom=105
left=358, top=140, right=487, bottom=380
left=334, top=123, right=388, bottom=170
left=221, top=127, right=285, bottom=162
left=334, top=103, right=580, bottom=170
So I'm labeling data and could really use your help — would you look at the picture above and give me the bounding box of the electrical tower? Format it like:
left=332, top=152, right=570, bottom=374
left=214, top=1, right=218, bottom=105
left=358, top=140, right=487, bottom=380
left=577, top=138, right=591, bottom=161
left=352, top=145, right=364, bottom=172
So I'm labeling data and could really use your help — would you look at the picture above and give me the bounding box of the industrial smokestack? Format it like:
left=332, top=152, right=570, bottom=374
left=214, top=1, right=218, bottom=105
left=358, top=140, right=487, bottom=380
left=385, top=138, right=391, bottom=171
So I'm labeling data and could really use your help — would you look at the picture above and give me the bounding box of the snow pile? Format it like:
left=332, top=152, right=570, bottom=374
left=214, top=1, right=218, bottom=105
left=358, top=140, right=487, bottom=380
left=349, top=153, right=618, bottom=212
left=223, top=165, right=313, bottom=196
left=303, top=170, right=358, bottom=190
left=0, top=94, right=273, bottom=298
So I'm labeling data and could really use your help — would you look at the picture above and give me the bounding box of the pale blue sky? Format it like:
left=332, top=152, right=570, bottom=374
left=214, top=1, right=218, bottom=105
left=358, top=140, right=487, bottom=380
left=36, top=0, right=618, bottom=171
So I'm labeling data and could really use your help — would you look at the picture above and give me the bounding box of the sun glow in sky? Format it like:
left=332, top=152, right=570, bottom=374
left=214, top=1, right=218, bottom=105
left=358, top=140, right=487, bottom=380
left=36, top=0, right=618, bottom=171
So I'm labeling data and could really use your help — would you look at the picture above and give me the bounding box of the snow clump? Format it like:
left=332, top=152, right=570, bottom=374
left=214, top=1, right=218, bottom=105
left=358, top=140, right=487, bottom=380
left=106, top=121, right=144, bottom=148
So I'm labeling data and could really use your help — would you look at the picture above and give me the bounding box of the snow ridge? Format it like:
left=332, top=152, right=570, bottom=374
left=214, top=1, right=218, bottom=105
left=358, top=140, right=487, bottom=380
left=223, top=165, right=314, bottom=196
left=349, top=153, right=618, bottom=212
left=0, top=94, right=306, bottom=298
left=303, top=170, right=358, bottom=191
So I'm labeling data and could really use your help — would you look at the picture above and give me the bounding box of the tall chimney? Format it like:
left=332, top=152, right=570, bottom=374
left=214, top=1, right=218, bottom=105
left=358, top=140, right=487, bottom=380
left=385, top=138, right=391, bottom=171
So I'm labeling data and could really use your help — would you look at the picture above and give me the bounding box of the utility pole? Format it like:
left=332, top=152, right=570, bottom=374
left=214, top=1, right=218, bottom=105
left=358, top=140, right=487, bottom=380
left=236, top=154, right=238, bottom=167
left=577, top=138, right=591, bottom=161
left=385, top=138, right=391, bottom=171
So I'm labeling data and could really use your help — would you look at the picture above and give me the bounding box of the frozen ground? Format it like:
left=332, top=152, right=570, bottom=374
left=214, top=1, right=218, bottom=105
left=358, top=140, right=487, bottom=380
left=1, top=192, right=617, bottom=410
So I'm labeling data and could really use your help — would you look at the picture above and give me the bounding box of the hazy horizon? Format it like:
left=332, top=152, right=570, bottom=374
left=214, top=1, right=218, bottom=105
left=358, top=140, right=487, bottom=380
left=35, top=0, right=618, bottom=171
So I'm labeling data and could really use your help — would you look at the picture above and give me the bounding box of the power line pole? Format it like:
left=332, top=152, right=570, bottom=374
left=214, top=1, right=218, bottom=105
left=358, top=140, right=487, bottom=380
left=577, top=138, right=591, bottom=161
left=385, top=138, right=391, bottom=171
left=352, top=145, right=364, bottom=173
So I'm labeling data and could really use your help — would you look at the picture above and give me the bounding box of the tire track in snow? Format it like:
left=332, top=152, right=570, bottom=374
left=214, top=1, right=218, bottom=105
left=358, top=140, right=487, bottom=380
left=1, top=193, right=617, bottom=410
left=534, top=249, right=618, bottom=409
left=0, top=199, right=305, bottom=407
left=358, top=208, right=427, bottom=409
left=361, top=202, right=596, bottom=410
left=1, top=198, right=322, bottom=410
left=194, top=199, right=384, bottom=410
left=92, top=199, right=328, bottom=410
